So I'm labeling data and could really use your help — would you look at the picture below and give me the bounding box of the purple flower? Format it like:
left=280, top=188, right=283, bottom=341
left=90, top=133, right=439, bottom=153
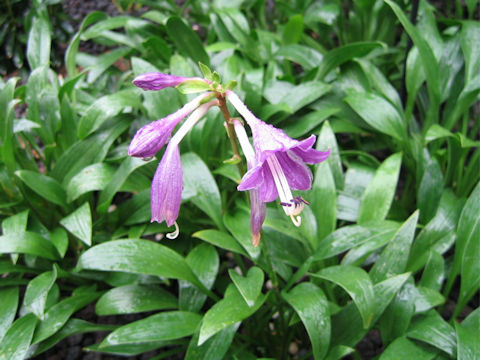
left=144, top=100, right=218, bottom=238
left=151, top=142, right=182, bottom=228
left=128, top=93, right=212, bottom=158
left=132, top=72, right=208, bottom=91
left=233, top=119, right=266, bottom=246
left=227, top=91, right=330, bottom=226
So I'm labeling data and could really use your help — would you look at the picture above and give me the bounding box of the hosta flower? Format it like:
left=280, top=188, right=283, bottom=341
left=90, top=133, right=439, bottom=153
left=226, top=91, right=330, bottom=226
left=128, top=92, right=213, bottom=158
left=233, top=119, right=266, bottom=247
left=132, top=72, right=208, bottom=91
left=129, top=93, right=218, bottom=238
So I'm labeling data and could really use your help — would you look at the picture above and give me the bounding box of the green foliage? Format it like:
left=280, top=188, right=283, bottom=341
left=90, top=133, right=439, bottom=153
left=0, top=0, right=478, bottom=359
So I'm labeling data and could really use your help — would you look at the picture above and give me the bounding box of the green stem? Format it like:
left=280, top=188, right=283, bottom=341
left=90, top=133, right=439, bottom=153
left=217, top=93, right=245, bottom=177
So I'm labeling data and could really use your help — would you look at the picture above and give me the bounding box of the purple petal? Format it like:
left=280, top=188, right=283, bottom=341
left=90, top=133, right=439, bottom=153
left=249, top=188, right=266, bottom=247
left=297, top=135, right=317, bottom=150
left=258, top=165, right=278, bottom=202
left=250, top=120, right=299, bottom=163
left=133, top=73, right=189, bottom=91
left=128, top=93, right=211, bottom=158
left=291, top=146, right=330, bottom=164
left=237, top=166, right=263, bottom=191
left=151, top=144, right=182, bottom=226
left=277, top=152, right=313, bottom=191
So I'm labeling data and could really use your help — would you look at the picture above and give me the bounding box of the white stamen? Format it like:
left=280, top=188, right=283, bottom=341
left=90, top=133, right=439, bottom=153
left=290, top=214, right=302, bottom=226
left=166, top=221, right=180, bottom=239
left=266, top=154, right=303, bottom=227
left=170, top=100, right=219, bottom=147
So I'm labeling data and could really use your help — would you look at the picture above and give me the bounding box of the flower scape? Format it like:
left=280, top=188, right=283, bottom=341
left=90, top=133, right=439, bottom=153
left=128, top=66, right=330, bottom=246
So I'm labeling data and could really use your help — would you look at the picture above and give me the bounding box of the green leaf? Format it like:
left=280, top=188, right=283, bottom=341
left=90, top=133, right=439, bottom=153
left=370, top=211, right=419, bottom=283
left=182, top=153, right=223, bottom=229
left=276, top=44, right=323, bottom=71
left=311, top=161, right=337, bottom=241
left=60, top=202, right=92, bottom=246
left=180, top=244, right=219, bottom=313
left=176, top=79, right=211, bottom=94
left=96, top=284, right=177, bottom=316
left=283, top=15, right=304, bottom=44
left=26, top=14, right=51, bottom=70
left=407, top=310, right=456, bottom=358
left=408, top=190, right=462, bottom=273
left=15, top=170, right=67, bottom=208
left=100, top=311, right=202, bottom=346
left=166, top=16, right=209, bottom=66
left=66, top=163, right=115, bottom=202
left=337, top=162, right=375, bottom=221
left=86, top=47, right=131, bottom=83
left=50, top=227, right=69, bottom=259
left=52, top=118, right=130, bottom=185
left=456, top=309, right=480, bottom=360
left=0, top=287, right=19, bottom=342
left=384, top=0, right=440, bottom=120
left=418, top=150, right=443, bottom=224
left=23, top=268, right=57, bottom=320
left=314, top=265, right=375, bottom=328
left=1, top=210, right=29, bottom=234
left=282, top=81, right=331, bottom=113
left=97, top=157, right=152, bottom=213
left=331, top=273, right=410, bottom=347
left=186, top=323, right=239, bottom=360
left=355, top=58, right=403, bottom=111
left=357, top=153, right=402, bottom=224
left=378, top=282, right=415, bottom=345
left=199, top=285, right=267, bottom=345
left=283, top=282, right=330, bottom=360
left=77, top=90, right=141, bottom=139
left=0, top=232, right=59, bottom=260
left=77, top=239, right=201, bottom=289
left=345, top=91, right=406, bottom=141
left=380, top=337, right=438, bottom=360
left=314, top=221, right=400, bottom=261
left=0, top=313, right=38, bottom=360
left=318, top=120, right=344, bottom=190
left=32, top=319, right=116, bottom=356
left=285, top=107, right=340, bottom=138
left=65, top=11, right=107, bottom=77
left=32, top=291, right=101, bottom=343
left=419, top=251, right=445, bottom=292
left=229, top=267, right=264, bottom=307
left=192, top=230, right=248, bottom=256
left=85, top=342, right=165, bottom=356
left=316, top=41, right=384, bottom=79
left=455, top=182, right=480, bottom=314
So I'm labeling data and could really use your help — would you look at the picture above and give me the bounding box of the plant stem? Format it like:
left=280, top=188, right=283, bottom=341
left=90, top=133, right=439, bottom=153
left=216, top=93, right=245, bottom=176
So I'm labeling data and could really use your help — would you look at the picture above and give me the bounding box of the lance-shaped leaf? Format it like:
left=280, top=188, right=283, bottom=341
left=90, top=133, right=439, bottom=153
left=358, top=153, right=402, bottom=224
left=228, top=267, right=264, bottom=307
left=77, top=239, right=203, bottom=290
left=199, top=285, right=267, bottom=345
left=60, top=202, right=92, bottom=246
left=370, top=211, right=419, bottom=283
left=100, top=311, right=202, bottom=346
left=313, top=265, right=375, bottom=328
left=283, top=282, right=330, bottom=360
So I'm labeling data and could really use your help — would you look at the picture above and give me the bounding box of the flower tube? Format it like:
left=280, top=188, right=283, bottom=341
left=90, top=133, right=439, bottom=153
left=128, top=92, right=213, bottom=158
left=233, top=119, right=266, bottom=246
